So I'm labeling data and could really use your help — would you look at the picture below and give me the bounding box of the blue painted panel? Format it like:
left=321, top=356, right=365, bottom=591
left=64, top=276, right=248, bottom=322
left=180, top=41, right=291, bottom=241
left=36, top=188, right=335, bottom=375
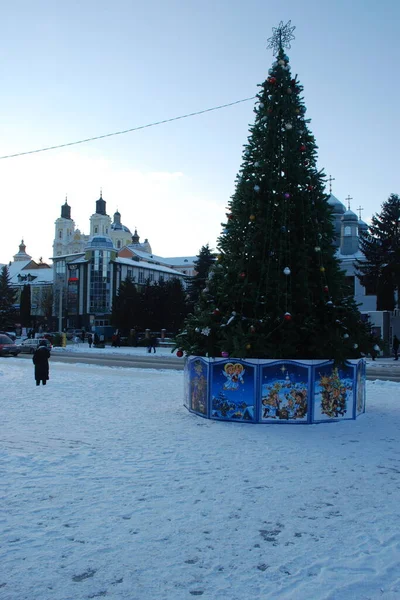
left=313, top=362, right=355, bottom=422
left=188, top=357, right=209, bottom=417
left=210, top=360, right=256, bottom=421
left=259, top=361, right=310, bottom=422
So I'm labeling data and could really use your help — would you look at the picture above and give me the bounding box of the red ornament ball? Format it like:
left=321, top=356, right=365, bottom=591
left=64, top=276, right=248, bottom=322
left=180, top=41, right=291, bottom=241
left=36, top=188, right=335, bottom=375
left=176, top=350, right=183, bottom=358
left=213, top=308, right=221, bottom=315
left=268, top=77, right=277, bottom=84
left=284, top=312, right=292, bottom=322
left=300, top=144, right=306, bottom=152
left=307, top=185, right=314, bottom=191
left=323, top=286, right=329, bottom=293
left=239, top=272, right=246, bottom=279
left=227, top=213, right=234, bottom=220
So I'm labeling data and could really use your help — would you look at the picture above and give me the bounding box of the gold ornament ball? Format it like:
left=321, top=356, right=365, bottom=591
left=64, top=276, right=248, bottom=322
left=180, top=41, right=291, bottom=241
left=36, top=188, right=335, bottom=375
left=320, top=266, right=326, bottom=273
left=249, top=214, right=256, bottom=221
left=246, top=343, right=252, bottom=350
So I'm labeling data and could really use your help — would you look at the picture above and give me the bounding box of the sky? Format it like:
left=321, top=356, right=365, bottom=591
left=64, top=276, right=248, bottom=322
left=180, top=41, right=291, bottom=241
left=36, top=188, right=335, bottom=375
left=0, top=0, right=399, bottom=265
left=2, top=352, right=400, bottom=598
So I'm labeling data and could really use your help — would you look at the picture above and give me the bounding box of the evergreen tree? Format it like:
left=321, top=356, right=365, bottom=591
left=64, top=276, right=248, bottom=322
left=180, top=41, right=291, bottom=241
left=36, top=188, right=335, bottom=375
left=176, top=22, right=374, bottom=362
left=163, top=278, right=189, bottom=332
left=111, top=276, right=140, bottom=332
left=0, top=265, right=17, bottom=330
left=187, top=244, right=216, bottom=305
left=20, top=284, right=31, bottom=327
left=356, top=194, right=400, bottom=310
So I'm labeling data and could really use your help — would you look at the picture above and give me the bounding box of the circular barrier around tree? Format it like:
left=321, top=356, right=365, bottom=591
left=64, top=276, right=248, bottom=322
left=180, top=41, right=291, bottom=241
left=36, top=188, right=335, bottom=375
left=184, top=357, right=366, bottom=424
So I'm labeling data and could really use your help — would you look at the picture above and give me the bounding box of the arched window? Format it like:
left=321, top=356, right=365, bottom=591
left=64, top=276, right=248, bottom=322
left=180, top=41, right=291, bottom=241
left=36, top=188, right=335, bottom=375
left=59, top=231, right=62, bottom=239
left=344, top=226, right=351, bottom=237
left=94, top=226, right=98, bottom=234
left=106, top=227, right=108, bottom=234
left=117, top=240, right=121, bottom=248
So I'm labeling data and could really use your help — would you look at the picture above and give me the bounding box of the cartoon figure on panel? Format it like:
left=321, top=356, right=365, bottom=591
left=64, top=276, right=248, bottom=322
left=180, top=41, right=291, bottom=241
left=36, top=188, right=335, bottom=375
left=260, top=363, right=309, bottom=421
left=211, top=361, right=254, bottom=421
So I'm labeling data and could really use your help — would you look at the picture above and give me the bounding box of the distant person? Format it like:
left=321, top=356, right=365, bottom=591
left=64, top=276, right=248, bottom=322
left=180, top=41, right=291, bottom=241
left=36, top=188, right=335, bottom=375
left=393, top=335, right=400, bottom=361
left=87, top=333, right=93, bottom=348
left=148, top=336, right=157, bottom=353
left=94, top=332, right=100, bottom=346
left=32, top=340, right=50, bottom=386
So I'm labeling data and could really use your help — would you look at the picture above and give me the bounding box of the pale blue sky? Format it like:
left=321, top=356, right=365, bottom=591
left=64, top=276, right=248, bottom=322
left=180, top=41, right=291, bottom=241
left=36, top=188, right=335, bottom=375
left=0, top=0, right=399, bottom=263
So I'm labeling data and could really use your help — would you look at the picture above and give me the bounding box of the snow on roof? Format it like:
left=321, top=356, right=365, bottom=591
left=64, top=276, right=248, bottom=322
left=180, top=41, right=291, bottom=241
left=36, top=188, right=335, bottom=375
left=115, top=257, right=187, bottom=276
left=126, top=247, right=196, bottom=267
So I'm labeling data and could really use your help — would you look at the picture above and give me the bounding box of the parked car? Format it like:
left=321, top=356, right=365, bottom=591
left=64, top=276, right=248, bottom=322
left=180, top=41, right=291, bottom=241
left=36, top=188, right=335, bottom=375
left=0, top=330, right=17, bottom=342
left=0, top=334, right=21, bottom=357
left=18, top=338, right=53, bottom=354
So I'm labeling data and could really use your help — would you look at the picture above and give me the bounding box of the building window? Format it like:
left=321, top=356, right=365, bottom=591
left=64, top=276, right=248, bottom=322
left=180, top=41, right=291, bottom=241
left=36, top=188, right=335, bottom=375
left=90, top=250, right=111, bottom=313
left=94, top=226, right=98, bottom=234
left=59, top=231, right=62, bottom=239
left=344, top=276, right=355, bottom=295
left=117, top=240, right=121, bottom=248
left=344, top=226, right=352, bottom=236
left=138, top=269, right=145, bottom=284
left=148, top=272, right=154, bottom=282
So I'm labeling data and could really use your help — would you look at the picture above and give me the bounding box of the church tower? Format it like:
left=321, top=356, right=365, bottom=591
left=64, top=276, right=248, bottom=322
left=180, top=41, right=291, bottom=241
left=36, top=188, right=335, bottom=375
left=340, top=207, right=359, bottom=255
left=89, top=191, right=111, bottom=237
left=53, top=197, right=76, bottom=256
left=13, top=239, right=32, bottom=262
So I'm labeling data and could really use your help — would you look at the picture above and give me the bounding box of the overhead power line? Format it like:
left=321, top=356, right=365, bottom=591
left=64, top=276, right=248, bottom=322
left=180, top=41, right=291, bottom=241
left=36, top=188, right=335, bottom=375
left=0, top=96, right=256, bottom=160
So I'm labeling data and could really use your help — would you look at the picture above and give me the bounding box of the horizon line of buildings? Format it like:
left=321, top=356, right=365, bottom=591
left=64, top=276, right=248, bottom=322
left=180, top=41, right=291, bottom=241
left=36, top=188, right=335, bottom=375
left=1, top=190, right=394, bottom=340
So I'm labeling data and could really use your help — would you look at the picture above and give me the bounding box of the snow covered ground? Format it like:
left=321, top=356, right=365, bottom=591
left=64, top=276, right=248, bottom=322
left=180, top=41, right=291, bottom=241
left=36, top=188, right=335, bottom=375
left=1, top=357, right=400, bottom=600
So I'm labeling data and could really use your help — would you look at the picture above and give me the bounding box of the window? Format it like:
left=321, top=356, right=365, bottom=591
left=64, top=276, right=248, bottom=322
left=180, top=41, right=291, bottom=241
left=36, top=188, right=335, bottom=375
left=90, top=250, right=111, bottom=313
left=94, top=226, right=98, bottom=234
left=117, top=240, right=121, bottom=248
left=344, top=226, right=352, bottom=236
left=138, top=269, right=145, bottom=284
left=59, top=231, right=62, bottom=239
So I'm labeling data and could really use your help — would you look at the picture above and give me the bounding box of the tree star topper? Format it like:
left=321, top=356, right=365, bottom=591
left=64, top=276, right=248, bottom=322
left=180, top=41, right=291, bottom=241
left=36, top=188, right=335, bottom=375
left=267, top=20, right=296, bottom=55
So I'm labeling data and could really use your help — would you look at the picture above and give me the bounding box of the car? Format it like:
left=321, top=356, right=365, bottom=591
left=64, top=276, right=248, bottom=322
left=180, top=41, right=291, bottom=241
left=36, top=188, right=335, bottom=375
left=0, top=334, right=21, bottom=357
left=18, top=338, right=53, bottom=354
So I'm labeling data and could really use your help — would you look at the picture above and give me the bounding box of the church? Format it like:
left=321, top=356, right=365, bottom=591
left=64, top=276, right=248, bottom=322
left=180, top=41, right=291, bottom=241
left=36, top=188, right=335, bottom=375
left=51, top=192, right=196, bottom=331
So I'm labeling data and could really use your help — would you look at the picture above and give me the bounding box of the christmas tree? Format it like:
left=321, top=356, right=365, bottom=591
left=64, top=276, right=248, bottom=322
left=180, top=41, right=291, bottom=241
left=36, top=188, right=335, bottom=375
left=176, top=21, right=375, bottom=362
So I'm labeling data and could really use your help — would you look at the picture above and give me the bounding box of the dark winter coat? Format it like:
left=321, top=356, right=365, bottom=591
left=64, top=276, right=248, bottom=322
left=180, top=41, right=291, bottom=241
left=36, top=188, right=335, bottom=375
left=32, top=346, right=50, bottom=381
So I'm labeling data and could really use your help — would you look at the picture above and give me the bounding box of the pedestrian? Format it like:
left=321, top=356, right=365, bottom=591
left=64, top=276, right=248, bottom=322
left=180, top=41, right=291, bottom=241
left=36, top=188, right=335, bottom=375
left=94, top=332, right=100, bottom=346
left=88, top=333, right=93, bottom=348
left=32, top=340, right=50, bottom=386
left=149, top=335, right=157, bottom=353
left=393, top=335, right=399, bottom=361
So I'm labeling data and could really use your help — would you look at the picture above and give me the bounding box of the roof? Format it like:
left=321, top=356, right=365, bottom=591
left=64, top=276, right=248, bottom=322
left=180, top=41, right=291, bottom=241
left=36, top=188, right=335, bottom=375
left=115, top=257, right=187, bottom=276
left=327, top=194, right=346, bottom=214
left=125, top=247, right=196, bottom=267
left=111, top=223, right=131, bottom=233
left=341, top=209, right=358, bottom=222
left=85, top=235, right=114, bottom=250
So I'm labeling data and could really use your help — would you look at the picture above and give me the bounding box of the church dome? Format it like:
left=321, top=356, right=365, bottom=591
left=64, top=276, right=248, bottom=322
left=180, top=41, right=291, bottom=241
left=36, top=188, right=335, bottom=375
left=111, top=209, right=131, bottom=233
left=327, top=194, right=346, bottom=214
left=111, top=222, right=131, bottom=233
left=358, top=219, right=368, bottom=232
left=341, top=209, right=358, bottom=222
left=85, top=235, right=114, bottom=250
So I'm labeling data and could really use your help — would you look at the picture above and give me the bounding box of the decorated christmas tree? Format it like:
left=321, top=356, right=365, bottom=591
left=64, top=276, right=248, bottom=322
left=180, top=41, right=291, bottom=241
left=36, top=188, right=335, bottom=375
left=176, top=22, right=375, bottom=362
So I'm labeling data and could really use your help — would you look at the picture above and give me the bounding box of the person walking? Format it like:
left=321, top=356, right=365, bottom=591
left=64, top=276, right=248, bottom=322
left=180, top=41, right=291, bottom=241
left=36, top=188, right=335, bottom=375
left=393, top=335, right=400, bottom=361
left=32, top=340, right=50, bottom=386
left=87, top=333, right=93, bottom=348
